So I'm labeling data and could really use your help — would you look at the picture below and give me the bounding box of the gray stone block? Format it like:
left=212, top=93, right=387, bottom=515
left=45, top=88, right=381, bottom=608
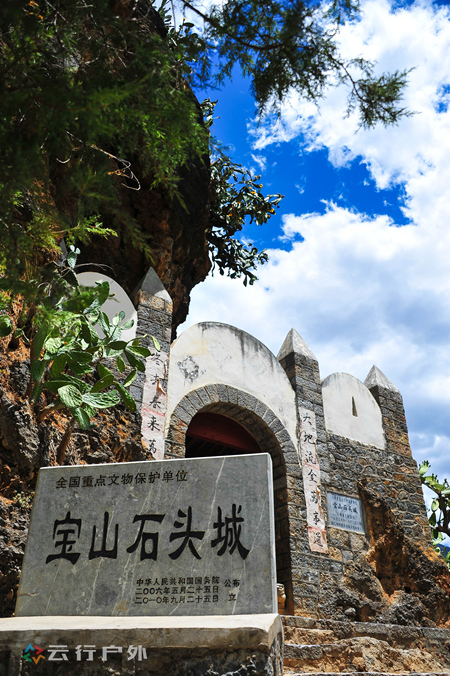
left=0, top=614, right=283, bottom=676
left=16, top=455, right=277, bottom=618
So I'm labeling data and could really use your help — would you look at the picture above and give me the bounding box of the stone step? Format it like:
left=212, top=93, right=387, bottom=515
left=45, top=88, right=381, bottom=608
left=283, top=636, right=448, bottom=673
left=281, top=616, right=450, bottom=671
left=284, top=627, right=345, bottom=645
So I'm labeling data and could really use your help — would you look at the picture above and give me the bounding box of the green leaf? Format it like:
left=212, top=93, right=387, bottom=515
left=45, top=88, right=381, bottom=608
left=69, top=361, right=93, bottom=376
left=45, top=374, right=89, bottom=394
left=31, top=359, right=46, bottom=383
left=120, top=319, right=134, bottom=330
left=419, top=462, right=429, bottom=476
left=83, top=404, right=96, bottom=418
left=114, top=382, right=136, bottom=411
left=44, top=336, right=64, bottom=354
left=91, top=374, right=115, bottom=392
left=0, top=315, right=12, bottom=337
left=50, top=354, right=67, bottom=377
left=71, top=407, right=91, bottom=429
left=109, top=325, right=122, bottom=342
left=124, top=349, right=145, bottom=372
left=97, top=310, right=111, bottom=335
left=81, top=321, right=98, bottom=345
left=67, top=350, right=94, bottom=365
left=126, top=345, right=151, bottom=358
left=97, top=363, right=113, bottom=379
left=108, top=340, right=127, bottom=351
left=431, top=499, right=439, bottom=512
left=82, top=391, right=121, bottom=408
left=124, top=368, right=137, bottom=387
left=152, top=336, right=161, bottom=351
left=85, top=309, right=100, bottom=325
left=116, top=355, right=126, bottom=372
left=67, top=246, right=80, bottom=268
left=87, top=283, right=111, bottom=311
left=58, top=384, right=83, bottom=408
left=33, top=323, right=48, bottom=359
left=113, top=310, right=125, bottom=326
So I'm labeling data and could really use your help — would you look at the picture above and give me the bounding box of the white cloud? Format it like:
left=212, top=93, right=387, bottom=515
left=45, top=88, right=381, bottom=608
left=181, top=0, right=450, bottom=481
left=250, top=154, right=267, bottom=173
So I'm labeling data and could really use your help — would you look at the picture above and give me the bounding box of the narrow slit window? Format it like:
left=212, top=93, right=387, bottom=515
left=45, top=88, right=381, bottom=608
left=352, top=397, right=358, bottom=417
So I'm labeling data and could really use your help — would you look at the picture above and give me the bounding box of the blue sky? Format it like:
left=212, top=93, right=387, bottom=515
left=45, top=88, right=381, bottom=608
left=179, top=0, right=450, bottom=488
left=207, top=71, right=411, bottom=243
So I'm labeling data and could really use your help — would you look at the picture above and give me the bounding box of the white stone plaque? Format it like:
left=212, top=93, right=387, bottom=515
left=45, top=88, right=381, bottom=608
left=327, top=492, right=365, bottom=533
left=141, top=351, right=169, bottom=460
left=298, top=408, right=328, bottom=554
left=16, top=455, right=277, bottom=617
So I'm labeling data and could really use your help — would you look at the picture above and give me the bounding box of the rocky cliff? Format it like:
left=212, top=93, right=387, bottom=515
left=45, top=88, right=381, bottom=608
left=76, top=153, right=211, bottom=334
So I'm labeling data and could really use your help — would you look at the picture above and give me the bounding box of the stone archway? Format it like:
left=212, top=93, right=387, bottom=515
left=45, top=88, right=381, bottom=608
left=186, top=411, right=261, bottom=457
left=165, top=384, right=297, bottom=614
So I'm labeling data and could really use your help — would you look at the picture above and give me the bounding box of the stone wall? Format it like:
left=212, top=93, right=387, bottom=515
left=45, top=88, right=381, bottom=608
left=149, top=275, right=450, bottom=624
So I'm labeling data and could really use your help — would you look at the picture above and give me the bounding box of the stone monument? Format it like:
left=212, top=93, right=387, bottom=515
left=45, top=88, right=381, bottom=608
left=0, top=454, right=283, bottom=674
left=16, top=454, right=277, bottom=617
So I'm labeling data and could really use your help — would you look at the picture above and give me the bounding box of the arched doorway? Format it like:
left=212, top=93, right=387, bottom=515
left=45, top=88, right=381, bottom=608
left=186, top=412, right=261, bottom=458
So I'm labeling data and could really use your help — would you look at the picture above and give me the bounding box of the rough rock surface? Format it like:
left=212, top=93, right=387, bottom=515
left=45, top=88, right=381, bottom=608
left=282, top=615, right=450, bottom=672
left=317, top=479, right=450, bottom=627
left=0, top=501, right=29, bottom=618
left=77, top=153, right=211, bottom=334
left=283, top=635, right=445, bottom=673
left=0, top=338, right=146, bottom=617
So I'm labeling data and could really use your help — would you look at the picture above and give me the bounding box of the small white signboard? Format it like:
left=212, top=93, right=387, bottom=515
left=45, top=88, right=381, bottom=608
left=327, top=492, right=365, bottom=533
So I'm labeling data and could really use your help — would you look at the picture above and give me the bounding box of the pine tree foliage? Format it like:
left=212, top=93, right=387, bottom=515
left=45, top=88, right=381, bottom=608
left=181, top=0, right=411, bottom=126
left=0, top=0, right=411, bottom=296
left=0, top=0, right=208, bottom=286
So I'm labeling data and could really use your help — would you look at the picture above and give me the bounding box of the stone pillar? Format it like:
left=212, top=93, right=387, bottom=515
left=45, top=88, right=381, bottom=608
left=364, top=365, right=411, bottom=457
left=133, top=268, right=172, bottom=459
left=365, top=365, right=430, bottom=541
left=278, top=329, right=331, bottom=616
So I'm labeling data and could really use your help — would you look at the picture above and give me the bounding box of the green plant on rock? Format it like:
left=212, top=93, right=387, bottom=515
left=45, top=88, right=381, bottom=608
left=1, top=246, right=158, bottom=464
left=12, top=490, right=34, bottom=510
left=419, top=460, right=450, bottom=570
